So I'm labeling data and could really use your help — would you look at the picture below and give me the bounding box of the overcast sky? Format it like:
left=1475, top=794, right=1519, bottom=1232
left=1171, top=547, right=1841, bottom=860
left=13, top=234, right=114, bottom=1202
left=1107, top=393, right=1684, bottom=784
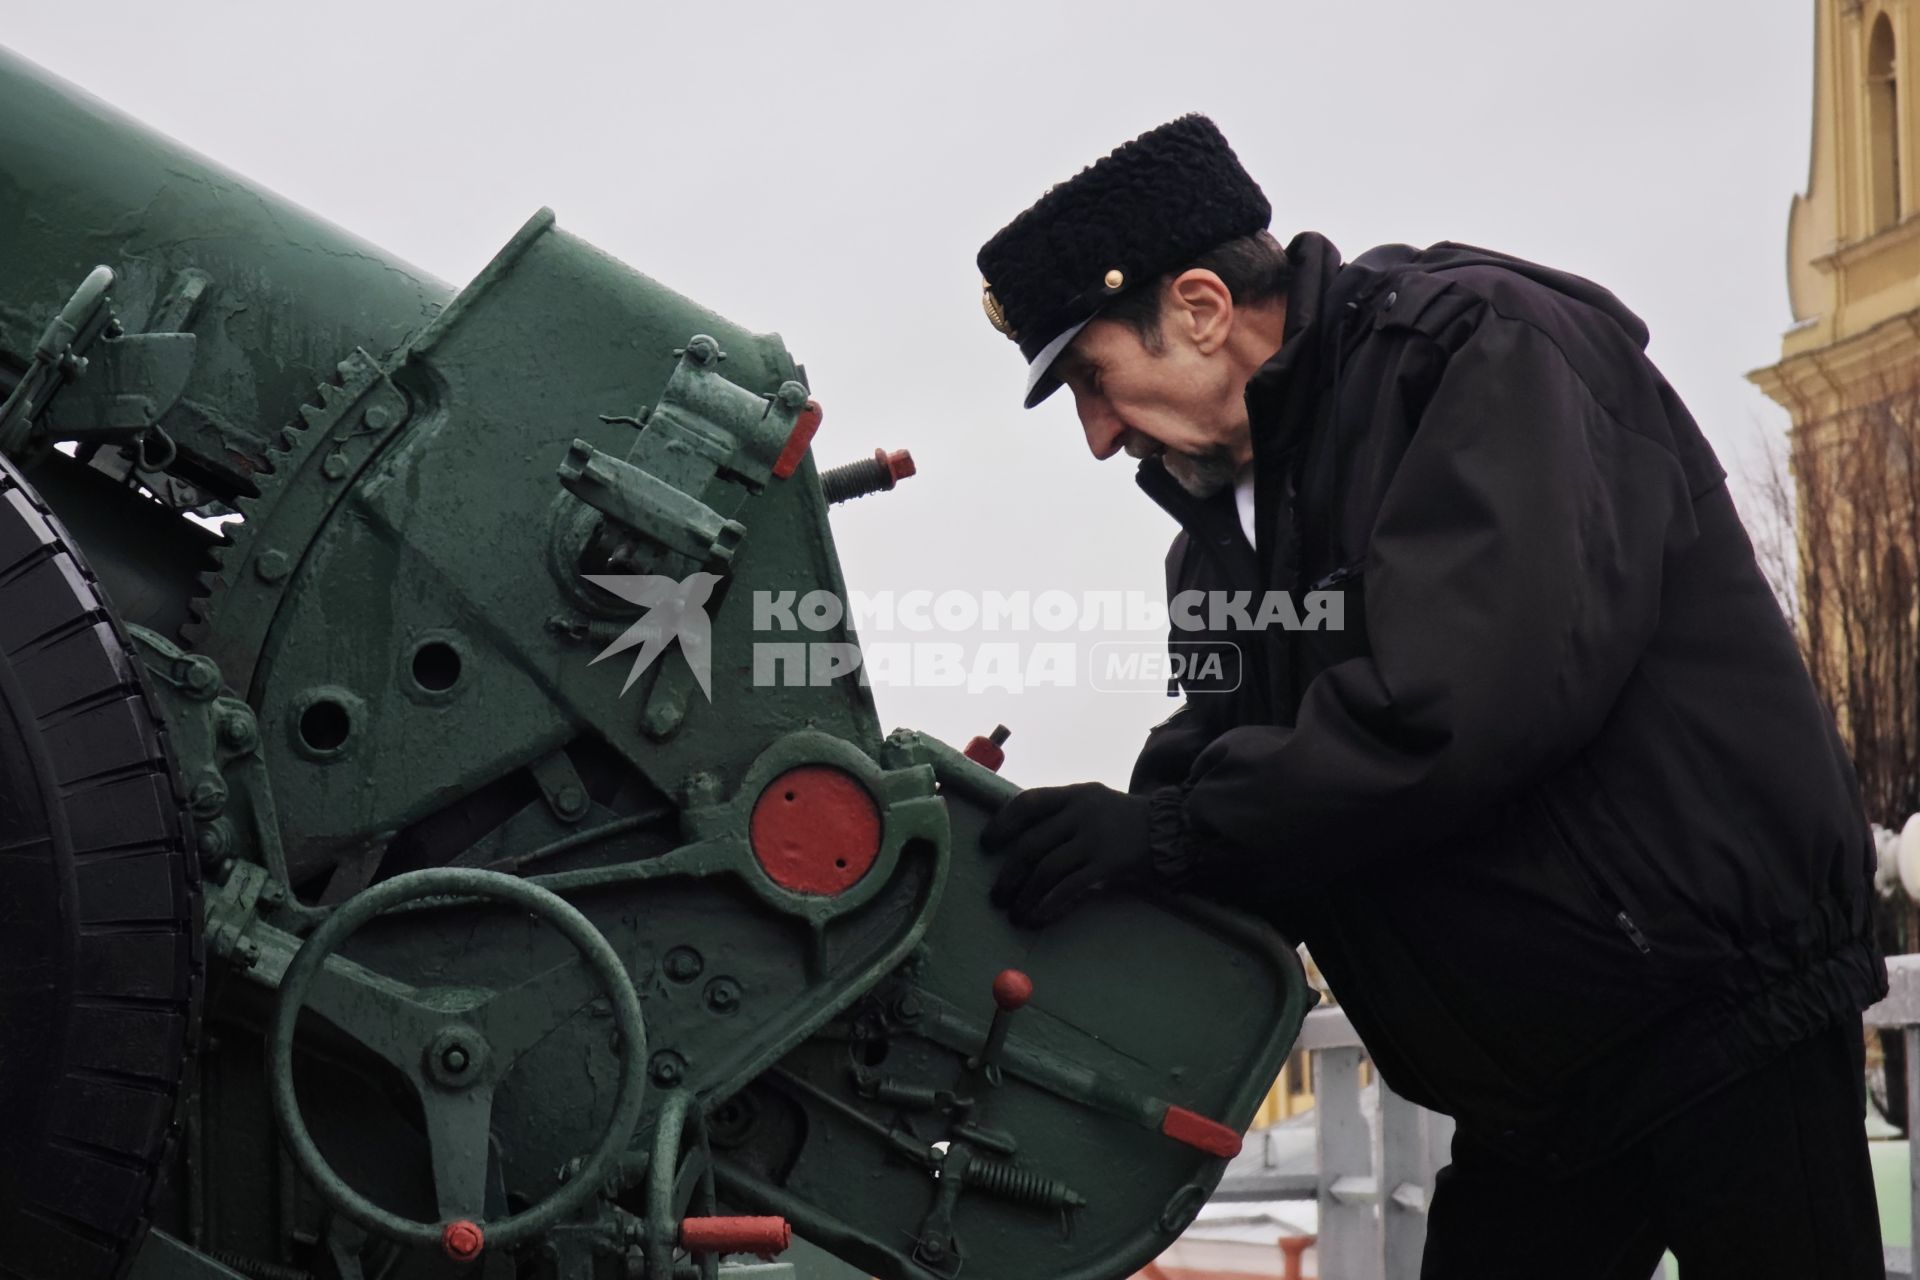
left=7, top=3, right=1814, bottom=788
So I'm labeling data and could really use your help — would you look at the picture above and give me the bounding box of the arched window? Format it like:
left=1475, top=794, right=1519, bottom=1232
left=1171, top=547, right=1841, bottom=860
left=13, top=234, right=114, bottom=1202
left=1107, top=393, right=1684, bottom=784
left=1870, top=13, right=1902, bottom=231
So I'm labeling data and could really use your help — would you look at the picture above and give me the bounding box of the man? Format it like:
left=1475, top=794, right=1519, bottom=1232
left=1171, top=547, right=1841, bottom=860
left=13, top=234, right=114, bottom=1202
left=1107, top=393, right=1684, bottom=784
left=975, top=115, right=1889, bottom=1277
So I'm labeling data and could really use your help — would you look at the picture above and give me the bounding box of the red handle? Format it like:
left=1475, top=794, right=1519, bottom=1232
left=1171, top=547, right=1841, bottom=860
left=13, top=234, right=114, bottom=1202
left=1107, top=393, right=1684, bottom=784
left=680, top=1215, right=793, bottom=1256
left=992, top=968, right=1034, bottom=1011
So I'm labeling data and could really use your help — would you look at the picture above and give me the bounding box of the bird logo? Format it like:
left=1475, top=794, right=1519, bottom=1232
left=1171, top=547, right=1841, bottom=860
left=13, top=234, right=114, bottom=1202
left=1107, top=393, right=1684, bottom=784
left=581, top=572, right=723, bottom=700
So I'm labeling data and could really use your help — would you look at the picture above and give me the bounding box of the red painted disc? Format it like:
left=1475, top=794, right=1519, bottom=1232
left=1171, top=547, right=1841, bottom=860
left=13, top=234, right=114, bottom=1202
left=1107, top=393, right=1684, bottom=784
left=749, top=766, right=881, bottom=895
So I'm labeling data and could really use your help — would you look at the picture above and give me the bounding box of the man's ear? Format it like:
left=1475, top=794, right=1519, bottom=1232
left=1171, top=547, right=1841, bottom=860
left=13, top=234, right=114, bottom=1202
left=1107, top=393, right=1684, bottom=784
left=1167, top=269, right=1234, bottom=354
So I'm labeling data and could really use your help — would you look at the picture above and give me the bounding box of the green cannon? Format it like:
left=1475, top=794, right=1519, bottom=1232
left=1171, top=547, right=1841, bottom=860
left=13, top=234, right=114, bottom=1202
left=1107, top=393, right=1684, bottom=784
left=0, top=46, right=1312, bottom=1280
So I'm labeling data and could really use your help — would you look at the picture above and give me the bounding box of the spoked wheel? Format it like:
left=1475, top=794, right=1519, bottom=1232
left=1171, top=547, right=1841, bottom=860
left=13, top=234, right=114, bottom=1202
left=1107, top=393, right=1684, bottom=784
left=0, top=457, right=200, bottom=1280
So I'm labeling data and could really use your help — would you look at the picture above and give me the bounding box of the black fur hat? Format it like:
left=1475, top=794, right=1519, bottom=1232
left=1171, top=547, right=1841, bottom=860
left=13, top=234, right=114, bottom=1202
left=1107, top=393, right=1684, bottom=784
left=977, top=114, right=1271, bottom=407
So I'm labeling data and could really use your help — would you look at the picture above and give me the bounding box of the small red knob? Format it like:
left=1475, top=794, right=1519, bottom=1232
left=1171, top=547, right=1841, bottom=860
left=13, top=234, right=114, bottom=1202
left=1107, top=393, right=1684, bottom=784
left=963, top=724, right=1011, bottom=773
left=880, top=448, right=916, bottom=483
left=992, top=968, right=1033, bottom=1011
left=442, top=1220, right=484, bottom=1262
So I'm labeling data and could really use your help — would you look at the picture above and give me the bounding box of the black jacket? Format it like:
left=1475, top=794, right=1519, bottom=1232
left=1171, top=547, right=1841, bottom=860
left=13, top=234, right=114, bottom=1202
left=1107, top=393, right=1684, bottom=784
left=1129, top=232, right=1888, bottom=1175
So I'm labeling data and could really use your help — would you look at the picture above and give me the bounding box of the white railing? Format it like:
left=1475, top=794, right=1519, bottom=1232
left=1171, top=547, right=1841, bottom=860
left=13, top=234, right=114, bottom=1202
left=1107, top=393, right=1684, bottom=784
left=1241, top=1006, right=1454, bottom=1280
left=1228, top=1007, right=1675, bottom=1280
left=1862, top=952, right=1920, bottom=1280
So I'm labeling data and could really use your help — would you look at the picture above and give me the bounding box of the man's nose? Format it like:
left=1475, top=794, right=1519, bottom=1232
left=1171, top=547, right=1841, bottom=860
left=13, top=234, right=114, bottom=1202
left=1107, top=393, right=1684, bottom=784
left=1077, top=398, right=1127, bottom=461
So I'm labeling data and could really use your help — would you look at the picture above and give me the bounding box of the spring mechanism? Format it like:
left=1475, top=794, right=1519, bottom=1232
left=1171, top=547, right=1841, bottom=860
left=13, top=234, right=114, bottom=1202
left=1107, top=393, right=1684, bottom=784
left=964, top=1157, right=1086, bottom=1210
left=201, top=1250, right=313, bottom=1280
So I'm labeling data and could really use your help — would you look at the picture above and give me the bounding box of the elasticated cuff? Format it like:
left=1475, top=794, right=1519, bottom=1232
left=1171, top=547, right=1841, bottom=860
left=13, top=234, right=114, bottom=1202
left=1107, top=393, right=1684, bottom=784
left=1146, top=784, right=1198, bottom=889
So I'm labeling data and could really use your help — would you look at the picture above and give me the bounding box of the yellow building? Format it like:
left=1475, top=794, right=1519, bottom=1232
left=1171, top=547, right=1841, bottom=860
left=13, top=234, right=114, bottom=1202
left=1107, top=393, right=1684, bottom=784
left=1752, top=0, right=1920, bottom=417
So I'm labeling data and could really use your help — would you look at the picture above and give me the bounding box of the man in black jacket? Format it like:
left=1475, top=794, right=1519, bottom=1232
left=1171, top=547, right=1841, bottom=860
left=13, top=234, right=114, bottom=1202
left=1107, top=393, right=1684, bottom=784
left=976, top=115, right=1890, bottom=1277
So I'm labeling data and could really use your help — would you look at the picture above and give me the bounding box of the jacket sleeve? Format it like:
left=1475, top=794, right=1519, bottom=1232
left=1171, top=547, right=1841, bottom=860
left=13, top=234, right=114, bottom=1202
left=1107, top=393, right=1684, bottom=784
left=1147, top=313, right=1699, bottom=892
left=1128, top=530, right=1221, bottom=796
left=1129, top=703, right=1214, bottom=794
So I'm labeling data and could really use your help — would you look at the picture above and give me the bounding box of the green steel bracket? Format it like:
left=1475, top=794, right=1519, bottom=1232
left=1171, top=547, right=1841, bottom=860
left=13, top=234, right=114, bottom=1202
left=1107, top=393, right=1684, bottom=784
left=638, top=334, right=812, bottom=490
left=559, top=439, right=744, bottom=570
left=0, top=265, right=117, bottom=452
left=557, top=334, right=813, bottom=574
left=880, top=727, right=1018, bottom=812
left=129, top=624, right=324, bottom=927
left=0, top=264, right=197, bottom=461
left=526, top=730, right=948, bottom=944
left=529, top=747, right=593, bottom=823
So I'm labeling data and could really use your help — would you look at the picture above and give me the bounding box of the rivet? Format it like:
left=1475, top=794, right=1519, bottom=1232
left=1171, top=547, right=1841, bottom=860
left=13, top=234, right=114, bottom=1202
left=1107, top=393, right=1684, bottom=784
left=218, top=710, right=258, bottom=752
left=196, top=821, right=231, bottom=859
left=255, top=549, right=290, bottom=583
left=663, top=946, right=704, bottom=982
left=649, top=1050, right=686, bottom=1087
left=705, top=977, right=742, bottom=1014
left=1104, top=268, right=1125, bottom=289
left=364, top=403, right=397, bottom=432
left=189, top=774, right=229, bottom=817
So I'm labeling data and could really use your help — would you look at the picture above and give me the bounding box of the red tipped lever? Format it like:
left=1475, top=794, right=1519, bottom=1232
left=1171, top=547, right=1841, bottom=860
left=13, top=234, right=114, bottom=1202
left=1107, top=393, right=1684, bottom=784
left=680, top=1215, right=793, bottom=1258
left=973, top=968, right=1032, bottom=1074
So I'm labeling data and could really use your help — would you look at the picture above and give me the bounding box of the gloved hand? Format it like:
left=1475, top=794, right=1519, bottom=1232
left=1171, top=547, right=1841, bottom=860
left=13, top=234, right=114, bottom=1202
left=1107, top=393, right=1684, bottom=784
left=980, top=782, right=1155, bottom=927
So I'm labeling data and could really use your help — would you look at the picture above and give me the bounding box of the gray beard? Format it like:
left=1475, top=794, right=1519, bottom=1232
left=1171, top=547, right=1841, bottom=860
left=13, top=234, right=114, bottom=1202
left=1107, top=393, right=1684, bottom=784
left=1162, top=445, right=1240, bottom=498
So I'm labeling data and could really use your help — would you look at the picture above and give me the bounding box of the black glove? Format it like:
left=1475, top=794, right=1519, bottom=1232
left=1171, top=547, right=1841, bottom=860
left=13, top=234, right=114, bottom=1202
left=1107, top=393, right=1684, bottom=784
left=980, top=782, right=1160, bottom=927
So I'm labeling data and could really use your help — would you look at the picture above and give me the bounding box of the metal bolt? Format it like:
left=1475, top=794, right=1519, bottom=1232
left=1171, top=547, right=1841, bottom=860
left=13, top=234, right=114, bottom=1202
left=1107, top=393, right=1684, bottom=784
left=704, top=977, right=741, bottom=1014
left=442, top=1045, right=470, bottom=1073
left=195, top=821, right=231, bottom=860
left=920, top=1239, right=946, bottom=1263
left=321, top=453, right=350, bottom=480
left=663, top=946, right=703, bottom=983
left=218, top=710, right=258, bottom=752
left=188, top=774, right=228, bottom=817
left=649, top=1050, right=686, bottom=1087
left=364, top=402, right=398, bottom=432
left=893, top=993, right=923, bottom=1023
left=554, top=785, right=587, bottom=819
left=254, top=549, right=290, bottom=583
left=821, top=448, right=916, bottom=505
left=181, top=656, right=220, bottom=698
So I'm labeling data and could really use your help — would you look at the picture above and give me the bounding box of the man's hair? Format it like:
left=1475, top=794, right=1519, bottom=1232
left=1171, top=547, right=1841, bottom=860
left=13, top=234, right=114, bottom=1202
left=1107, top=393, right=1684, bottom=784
left=1101, top=229, right=1292, bottom=354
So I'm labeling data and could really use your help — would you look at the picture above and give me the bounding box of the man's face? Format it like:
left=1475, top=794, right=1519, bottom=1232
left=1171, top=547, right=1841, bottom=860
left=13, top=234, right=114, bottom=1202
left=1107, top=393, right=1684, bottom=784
left=1053, top=301, right=1248, bottom=499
